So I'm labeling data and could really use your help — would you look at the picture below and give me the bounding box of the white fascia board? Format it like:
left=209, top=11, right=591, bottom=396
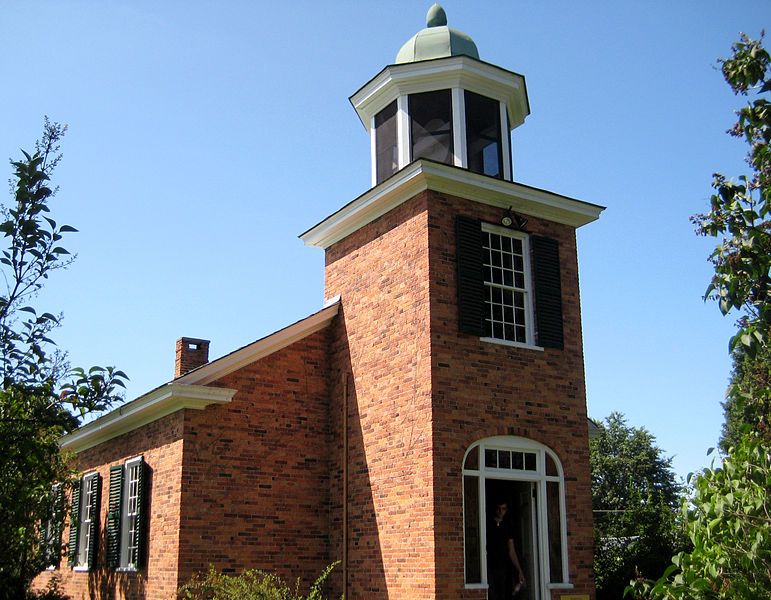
left=350, top=56, right=528, bottom=130
left=175, top=301, right=340, bottom=386
left=299, top=160, right=605, bottom=249
left=60, top=384, right=237, bottom=453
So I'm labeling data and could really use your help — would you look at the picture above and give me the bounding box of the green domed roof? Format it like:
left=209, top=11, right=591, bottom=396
left=395, top=4, right=479, bottom=64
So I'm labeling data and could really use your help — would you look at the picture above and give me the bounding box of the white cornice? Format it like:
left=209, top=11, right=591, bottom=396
left=350, top=55, right=529, bottom=130
left=60, top=384, right=237, bottom=453
left=299, top=160, right=605, bottom=249
left=175, top=301, right=340, bottom=386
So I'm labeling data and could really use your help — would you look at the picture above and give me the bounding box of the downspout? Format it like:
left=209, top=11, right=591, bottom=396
left=342, top=372, right=349, bottom=599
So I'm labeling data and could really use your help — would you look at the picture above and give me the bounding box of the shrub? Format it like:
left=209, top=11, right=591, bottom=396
left=178, top=562, right=338, bottom=600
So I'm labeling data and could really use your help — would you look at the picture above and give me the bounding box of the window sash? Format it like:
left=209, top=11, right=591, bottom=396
left=119, top=457, right=143, bottom=569
left=76, top=474, right=98, bottom=568
left=481, top=224, right=532, bottom=345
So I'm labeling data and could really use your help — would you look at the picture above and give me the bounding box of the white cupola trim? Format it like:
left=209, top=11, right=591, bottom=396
left=351, top=55, right=529, bottom=187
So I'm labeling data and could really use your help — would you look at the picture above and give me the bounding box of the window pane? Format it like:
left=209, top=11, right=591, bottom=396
left=498, top=450, right=511, bottom=469
left=512, top=452, right=524, bottom=470
left=524, top=452, right=537, bottom=471
left=464, top=446, right=479, bottom=470
left=547, top=481, right=564, bottom=583
left=464, top=476, right=482, bottom=583
left=485, top=448, right=498, bottom=468
left=375, top=101, right=398, bottom=184
left=545, top=453, right=558, bottom=477
left=410, top=90, right=453, bottom=164
left=465, top=90, right=502, bottom=178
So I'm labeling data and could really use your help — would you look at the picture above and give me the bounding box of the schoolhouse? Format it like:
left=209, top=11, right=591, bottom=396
left=35, top=5, right=603, bottom=599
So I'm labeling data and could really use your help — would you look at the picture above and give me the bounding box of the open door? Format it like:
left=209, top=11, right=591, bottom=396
left=485, top=479, right=540, bottom=599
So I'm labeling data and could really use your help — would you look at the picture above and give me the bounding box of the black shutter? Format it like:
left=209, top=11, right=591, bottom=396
left=86, top=474, right=101, bottom=570
left=531, top=236, right=564, bottom=349
left=456, top=215, right=484, bottom=336
left=106, top=465, right=123, bottom=569
left=50, top=484, right=64, bottom=568
left=134, top=458, right=148, bottom=568
left=67, top=480, right=81, bottom=568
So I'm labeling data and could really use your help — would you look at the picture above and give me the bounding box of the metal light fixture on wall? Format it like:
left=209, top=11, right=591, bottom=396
left=501, top=206, right=528, bottom=231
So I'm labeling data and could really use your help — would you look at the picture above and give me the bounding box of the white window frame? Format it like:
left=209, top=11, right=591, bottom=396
left=480, top=223, right=537, bottom=349
left=74, top=472, right=98, bottom=571
left=462, top=436, right=571, bottom=597
left=118, top=456, right=143, bottom=570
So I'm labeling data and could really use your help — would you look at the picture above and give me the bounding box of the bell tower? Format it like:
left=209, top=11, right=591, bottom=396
left=351, top=3, right=529, bottom=186
left=302, top=5, right=601, bottom=599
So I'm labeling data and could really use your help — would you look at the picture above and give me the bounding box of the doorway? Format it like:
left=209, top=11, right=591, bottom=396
left=485, top=478, right=539, bottom=600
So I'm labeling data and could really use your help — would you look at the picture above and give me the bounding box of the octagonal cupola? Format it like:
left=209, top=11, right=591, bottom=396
left=351, top=4, right=530, bottom=188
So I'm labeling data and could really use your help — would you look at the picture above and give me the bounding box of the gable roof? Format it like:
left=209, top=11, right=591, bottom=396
left=61, top=299, right=340, bottom=453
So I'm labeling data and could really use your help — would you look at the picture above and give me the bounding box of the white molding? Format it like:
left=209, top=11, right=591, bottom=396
left=61, top=384, right=237, bottom=453
left=176, top=301, right=340, bottom=386
left=350, top=56, right=529, bottom=133
left=299, top=160, right=604, bottom=249
left=451, top=86, right=466, bottom=168
left=396, top=95, right=410, bottom=169
left=500, top=102, right=512, bottom=181
left=369, top=114, right=377, bottom=188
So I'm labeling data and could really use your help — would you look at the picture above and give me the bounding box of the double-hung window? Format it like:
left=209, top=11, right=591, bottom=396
left=456, top=215, right=564, bottom=349
left=107, top=456, right=147, bottom=570
left=481, top=223, right=531, bottom=344
left=69, top=472, right=100, bottom=570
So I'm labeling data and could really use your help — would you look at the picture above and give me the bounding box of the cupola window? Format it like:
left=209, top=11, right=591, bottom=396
left=465, top=90, right=503, bottom=178
left=409, top=89, right=454, bottom=164
left=374, top=100, right=399, bottom=184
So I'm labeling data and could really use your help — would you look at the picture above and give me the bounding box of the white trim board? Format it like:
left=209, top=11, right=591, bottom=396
left=300, top=160, right=605, bottom=249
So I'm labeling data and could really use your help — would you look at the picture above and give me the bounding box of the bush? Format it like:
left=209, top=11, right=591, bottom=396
left=178, top=563, right=338, bottom=600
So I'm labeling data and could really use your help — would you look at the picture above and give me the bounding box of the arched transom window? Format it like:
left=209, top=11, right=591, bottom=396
left=463, top=436, right=570, bottom=597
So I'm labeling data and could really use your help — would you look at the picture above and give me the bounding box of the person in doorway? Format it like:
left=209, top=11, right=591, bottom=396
left=487, top=500, right=526, bottom=599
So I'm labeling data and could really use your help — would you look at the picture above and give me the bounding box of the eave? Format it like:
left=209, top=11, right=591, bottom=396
left=350, top=55, right=530, bottom=130
left=60, top=384, right=237, bottom=453
left=300, top=160, right=605, bottom=249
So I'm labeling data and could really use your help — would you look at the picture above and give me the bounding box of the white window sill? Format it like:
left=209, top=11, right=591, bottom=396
left=480, top=337, right=544, bottom=352
left=547, top=582, right=574, bottom=589
left=116, top=566, right=138, bottom=573
left=73, top=566, right=89, bottom=572
left=464, top=583, right=488, bottom=590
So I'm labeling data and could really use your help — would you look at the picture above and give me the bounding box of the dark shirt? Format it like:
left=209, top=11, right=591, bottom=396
left=487, top=518, right=515, bottom=570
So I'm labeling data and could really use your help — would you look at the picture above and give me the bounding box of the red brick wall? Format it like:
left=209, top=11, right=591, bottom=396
left=325, top=192, right=437, bottom=599
left=33, top=412, right=186, bottom=600
left=176, top=329, right=333, bottom=591
left=425, top=191, right=595, bottom=600
left=324, top=188, right=595, bottom=599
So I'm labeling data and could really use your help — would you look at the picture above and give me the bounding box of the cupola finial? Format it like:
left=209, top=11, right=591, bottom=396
left=426, top=3, right=447, bottom=27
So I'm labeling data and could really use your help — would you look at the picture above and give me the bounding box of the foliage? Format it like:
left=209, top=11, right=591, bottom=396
left=692, top=33, right=770, bottom=359
left=627, top=436, right=771, bottom=599
left=0, top=120, right=127, bottom=598
left=720, top=339, right=770, bottom=450
left=590, top=413, right=687, bottom=600
left=177, top=562, right=339, bottom=600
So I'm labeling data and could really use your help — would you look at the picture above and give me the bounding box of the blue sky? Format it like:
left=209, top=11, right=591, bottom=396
left=2, top=1, right=768, bottom=481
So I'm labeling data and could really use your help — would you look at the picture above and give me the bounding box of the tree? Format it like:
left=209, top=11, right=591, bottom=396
left=628, top=437, right=770, bottom=599
left=692, top=33, right=771, bottom=444
left=0, top=120, right=126, bottom=599
left=590, top=413, right=687, bottom=600
left=628, top=32, right=771, bottom=600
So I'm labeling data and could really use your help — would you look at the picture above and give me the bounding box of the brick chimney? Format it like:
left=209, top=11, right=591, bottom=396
left=175, top=337, right=210, bottom=377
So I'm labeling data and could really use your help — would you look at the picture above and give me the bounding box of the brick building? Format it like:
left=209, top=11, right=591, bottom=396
left=35, top=5, right=603, bottom=599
